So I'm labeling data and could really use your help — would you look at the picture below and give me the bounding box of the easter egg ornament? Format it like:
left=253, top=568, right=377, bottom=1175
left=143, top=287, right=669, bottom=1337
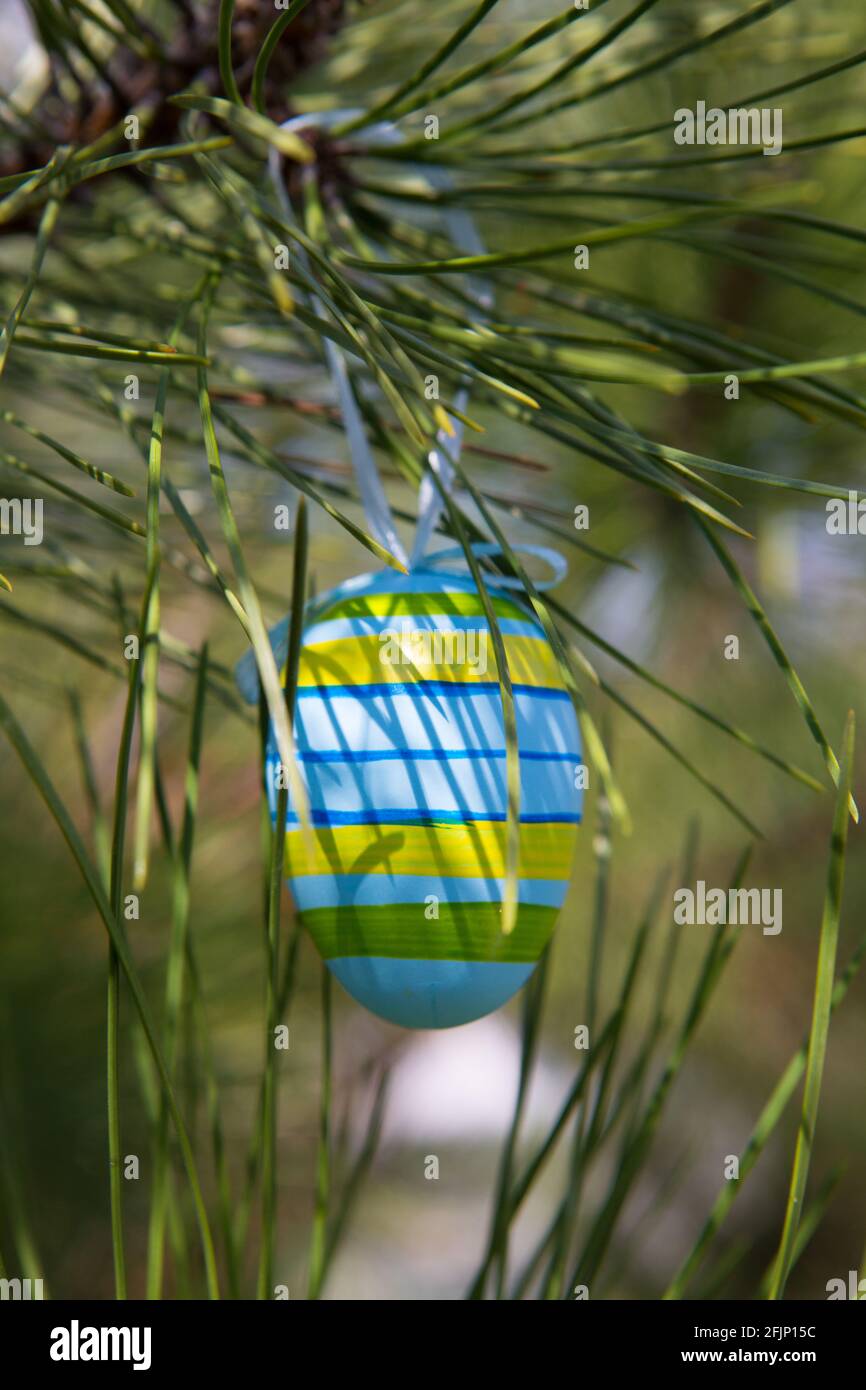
left=269, top=563, right=581, bottom=1029
left=234, top=112, right=584, bottom=1029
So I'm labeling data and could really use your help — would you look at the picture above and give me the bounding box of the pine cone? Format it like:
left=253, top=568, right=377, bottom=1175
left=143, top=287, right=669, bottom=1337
left=1, top=0, right=347, bottom=178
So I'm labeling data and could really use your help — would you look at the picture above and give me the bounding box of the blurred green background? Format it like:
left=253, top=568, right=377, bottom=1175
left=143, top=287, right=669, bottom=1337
left=0, top=0, right=864, bottom=1299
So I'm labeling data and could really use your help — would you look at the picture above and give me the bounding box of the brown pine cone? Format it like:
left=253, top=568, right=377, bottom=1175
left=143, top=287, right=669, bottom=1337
left=0, top=0, right=347, bottom=178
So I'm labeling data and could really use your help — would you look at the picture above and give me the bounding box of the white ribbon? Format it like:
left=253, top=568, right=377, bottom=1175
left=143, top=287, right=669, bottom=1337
left=235, top=110, right=569, bottom=704
left=268, top=108, right=496, bottom=573
left=269, top=112, right=410, bottom=570
left=420, top=542, right=568, bottom=591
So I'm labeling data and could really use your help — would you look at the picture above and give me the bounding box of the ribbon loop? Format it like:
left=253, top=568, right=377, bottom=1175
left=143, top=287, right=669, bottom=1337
left=420, top=542, right=567, bottom=592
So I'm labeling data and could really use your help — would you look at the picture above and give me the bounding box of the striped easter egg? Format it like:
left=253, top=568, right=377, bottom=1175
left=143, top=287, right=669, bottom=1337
left=265, top=566, right=583, bottom=1029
